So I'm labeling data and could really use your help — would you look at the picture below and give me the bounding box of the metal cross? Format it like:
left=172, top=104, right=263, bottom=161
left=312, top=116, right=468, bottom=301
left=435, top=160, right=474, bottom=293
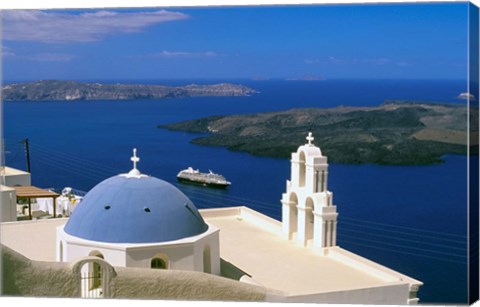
left=131, top=148, right=140, bottom=170
left=306, top=132, right=314, bottom=145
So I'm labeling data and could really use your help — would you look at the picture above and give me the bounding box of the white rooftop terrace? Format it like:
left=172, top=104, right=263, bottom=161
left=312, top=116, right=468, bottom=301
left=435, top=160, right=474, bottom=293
left=0, top=206, right=422, bottom=303
left=201, top=207, right=421, bottom=299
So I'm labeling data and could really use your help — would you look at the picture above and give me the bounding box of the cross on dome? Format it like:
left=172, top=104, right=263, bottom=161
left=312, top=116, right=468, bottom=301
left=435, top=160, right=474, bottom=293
left=306, top=132, right=314, bottom=146
left=124, top=148, right=143, bottom=178
left=131, top=148, right=140, bottom=170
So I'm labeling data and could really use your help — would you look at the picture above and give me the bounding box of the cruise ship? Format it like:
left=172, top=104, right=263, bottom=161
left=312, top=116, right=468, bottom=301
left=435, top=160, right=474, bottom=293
left=177, top=167, right=231, bottom=188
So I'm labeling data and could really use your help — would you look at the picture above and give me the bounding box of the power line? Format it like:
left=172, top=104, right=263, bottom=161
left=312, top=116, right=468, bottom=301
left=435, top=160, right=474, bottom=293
left=339, top=238, right=467, bottom=265
left=29, top=147, right=117, bottom=178
left=32, top=150, right=467, bottom=250
left=178, top=186, right=280, bottom=213
left=4, top=146, right=23, bottom=164
left=179, top=179, right=468, bottom=242
left=341, top=216, right=467, bottom=239
left=169, top=177, right=281, bottom=208
left=31, top=153, right=112, bottom=182
left=29, top=143, right=281, bottom=217
left=337, top=233, right=467, bottom=260
left=31, top=154, right=107, bottom=184
left=340, top=220, right=466, bottom=244
left=339, top=228, right=467, bottom=252
left=29, top=143, right=123, bottom=175
left=31, top=146, right=469, bottom=249
left=184, top=183, right=468, bottom=247
left=22, top=139, right=470, bottom=258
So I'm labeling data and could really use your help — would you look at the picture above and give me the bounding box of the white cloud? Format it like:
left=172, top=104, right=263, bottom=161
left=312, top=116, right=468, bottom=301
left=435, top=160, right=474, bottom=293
left=361, top=58, right=415, bottom=67
left=328, top=56, right=346, bottom=64
left=308, top=56, right=414, bottom=69
left=396, top=61, right=414, bottom=67
left=28, top=53, right=75, bottom=62
left=153, top=50, right=221, bottom=58
left=361, top=58, right=391, bottom=65
left=304, top=56, right=345, bottom=65
left=1, top=9, right=189, bottom=43
left=1, top=46, right=16, bottom=57
left=1, top=47, right=75, bottom=61
left=304, top=59, right=320, bottom=65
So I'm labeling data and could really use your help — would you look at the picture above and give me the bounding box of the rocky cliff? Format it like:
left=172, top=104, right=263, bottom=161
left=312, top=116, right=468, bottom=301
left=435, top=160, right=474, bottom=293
left=2, top=80, right=257, bottom=101
left=160, top=101, right=478, bottom=165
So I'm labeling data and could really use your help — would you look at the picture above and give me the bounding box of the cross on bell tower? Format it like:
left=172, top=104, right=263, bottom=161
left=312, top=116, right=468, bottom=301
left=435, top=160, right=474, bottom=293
left=306, top=132, right=314, bottom=146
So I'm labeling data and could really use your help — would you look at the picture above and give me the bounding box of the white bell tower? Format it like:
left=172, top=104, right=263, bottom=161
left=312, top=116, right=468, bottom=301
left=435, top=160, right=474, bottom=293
left=280, top=132, right=338, bottom=249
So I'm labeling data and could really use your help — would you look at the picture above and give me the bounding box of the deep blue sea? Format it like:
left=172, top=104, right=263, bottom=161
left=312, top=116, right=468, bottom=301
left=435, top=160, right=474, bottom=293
left=3, top=79, right=473, bottom=303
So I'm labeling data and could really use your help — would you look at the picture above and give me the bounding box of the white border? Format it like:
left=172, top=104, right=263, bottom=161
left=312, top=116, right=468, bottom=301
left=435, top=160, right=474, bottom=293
left=1, top=1, right=478, bottom=307
left=0, top=0, right=478, bottom=10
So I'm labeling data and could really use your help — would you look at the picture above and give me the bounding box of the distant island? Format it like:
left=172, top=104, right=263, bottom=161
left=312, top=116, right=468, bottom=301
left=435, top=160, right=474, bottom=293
left=160, top=101, right=479, bottom=165
left=286, top=74, right=326, bottom=81
left=2, top=80, right=257, bottom=101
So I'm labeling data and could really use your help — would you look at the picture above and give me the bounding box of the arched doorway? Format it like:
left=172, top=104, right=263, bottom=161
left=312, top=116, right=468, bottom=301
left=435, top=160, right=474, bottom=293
left=151, top=253, right=169, bottom=269
left=74, top=256, right=115, bottom=299
left=82, top=251, right=104, bottom=297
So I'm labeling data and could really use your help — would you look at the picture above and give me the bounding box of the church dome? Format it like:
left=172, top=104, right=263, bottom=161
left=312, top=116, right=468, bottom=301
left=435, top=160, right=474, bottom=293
left=64, top=150, right=208, bottom=244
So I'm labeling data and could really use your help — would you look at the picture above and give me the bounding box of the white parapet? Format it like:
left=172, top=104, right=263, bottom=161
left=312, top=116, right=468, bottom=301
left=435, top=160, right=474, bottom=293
left=1, top=166, right=31, bottom=187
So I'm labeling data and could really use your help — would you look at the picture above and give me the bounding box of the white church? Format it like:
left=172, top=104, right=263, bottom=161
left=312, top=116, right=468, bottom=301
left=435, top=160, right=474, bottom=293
left=56, top=148, right=221, bottom=274
left=1, top=133, right=422, bottom=304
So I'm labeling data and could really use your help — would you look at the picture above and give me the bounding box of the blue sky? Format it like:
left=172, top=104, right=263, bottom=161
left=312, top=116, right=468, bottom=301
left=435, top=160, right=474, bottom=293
left=1, top=3, right=470, bottom=81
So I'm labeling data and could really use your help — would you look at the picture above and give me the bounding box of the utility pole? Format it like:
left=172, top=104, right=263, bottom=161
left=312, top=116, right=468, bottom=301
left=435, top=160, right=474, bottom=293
left=0, top=138, right=5, bottom=186
left=23, top=138, right=31, bottom=173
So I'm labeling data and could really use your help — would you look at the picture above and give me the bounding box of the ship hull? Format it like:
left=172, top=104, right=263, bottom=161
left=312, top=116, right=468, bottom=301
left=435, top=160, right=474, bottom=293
left=177, top=177, right=230, bottom=189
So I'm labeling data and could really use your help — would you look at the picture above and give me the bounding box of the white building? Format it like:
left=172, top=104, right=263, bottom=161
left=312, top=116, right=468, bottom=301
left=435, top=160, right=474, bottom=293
left=1, top=135, right=423, bottom=304
left=0, top=166, right=31, bottom=222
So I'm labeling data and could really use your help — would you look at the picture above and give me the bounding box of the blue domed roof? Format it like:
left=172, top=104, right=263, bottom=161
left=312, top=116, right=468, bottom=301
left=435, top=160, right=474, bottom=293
left=64, top=174, right=208, bottom=244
